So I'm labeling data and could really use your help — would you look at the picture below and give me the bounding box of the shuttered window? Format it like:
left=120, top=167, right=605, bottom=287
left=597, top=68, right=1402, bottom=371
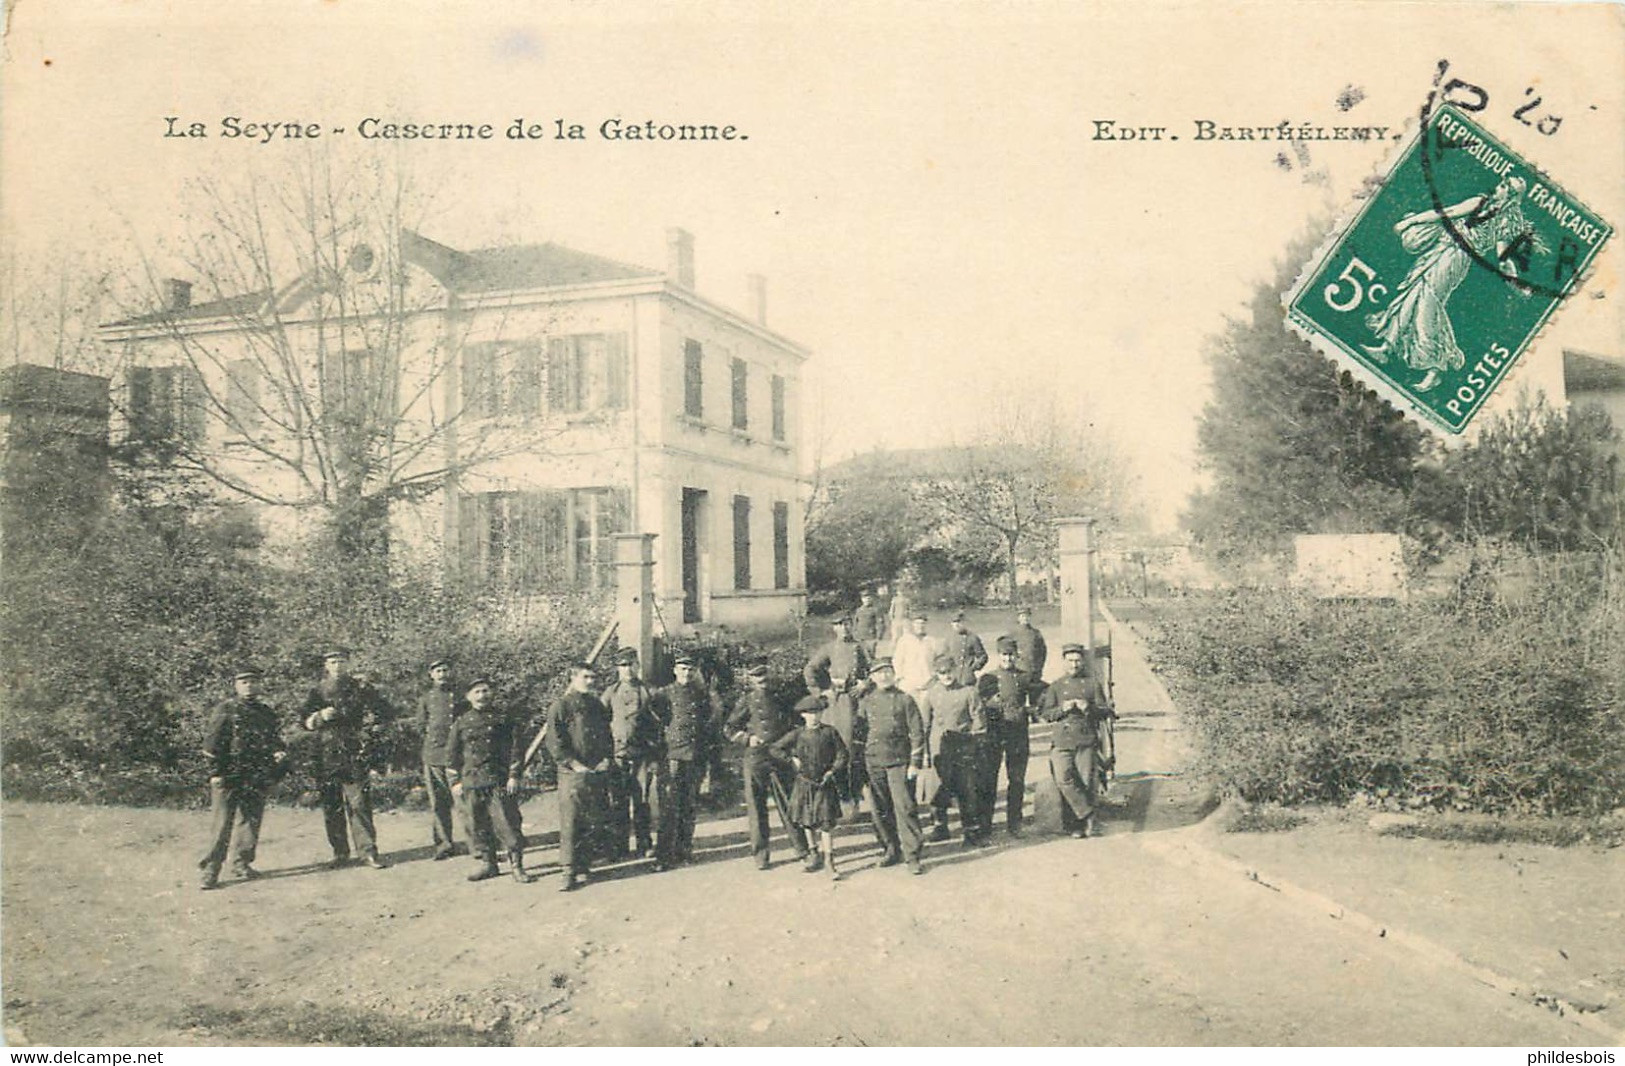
left=683, top=340, right=704, bottom=418
left=773, top=501, right=790, bottom=589
left=732, top=495, right=752, bottom=590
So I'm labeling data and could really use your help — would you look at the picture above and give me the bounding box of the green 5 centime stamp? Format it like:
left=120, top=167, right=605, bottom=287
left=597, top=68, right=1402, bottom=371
left=1285, top=104, right=1611, bottom=436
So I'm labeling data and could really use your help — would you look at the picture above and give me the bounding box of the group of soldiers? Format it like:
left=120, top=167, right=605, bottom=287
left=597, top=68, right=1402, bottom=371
left=196, top=601, right=1116, bottom=893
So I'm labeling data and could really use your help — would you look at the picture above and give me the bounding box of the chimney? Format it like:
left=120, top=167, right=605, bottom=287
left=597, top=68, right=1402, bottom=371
left=165, top=278, right=193, bottom=311
left=747, top=274, right=767, bottom=326
left=666, top=227, right=695, bottom=289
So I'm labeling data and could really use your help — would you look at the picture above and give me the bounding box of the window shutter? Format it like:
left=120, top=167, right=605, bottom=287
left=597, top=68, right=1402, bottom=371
left=127, top=366, right=154, bottom=440
left=731, top=358, right=748, bottom=430
left=683, top=340, right=704, bottom=418
left=462, top=346, right=491, bottom=419
left=773, top=502, right=790, bottom=589
left=732, top=494, right=752, bottom=590
left=605, top=333, right=629, bottom=410
left=547, top=337, right=575, bottom=413
left=513, top=344, right=543, bottom=416
left=771, top=375, right=786, bottom=442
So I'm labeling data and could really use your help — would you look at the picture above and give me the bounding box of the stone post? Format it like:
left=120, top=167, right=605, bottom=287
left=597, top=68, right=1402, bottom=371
left=613, top=533, right=657, bottom=669
left=1056, top=516, right=1097, bottom=651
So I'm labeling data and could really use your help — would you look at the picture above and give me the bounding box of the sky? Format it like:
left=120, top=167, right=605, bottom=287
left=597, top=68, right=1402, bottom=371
left=3, top=0, right=1622, bottom=530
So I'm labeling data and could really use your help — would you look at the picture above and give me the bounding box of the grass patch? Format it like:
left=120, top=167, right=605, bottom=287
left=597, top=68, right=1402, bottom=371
left=1371, top=812, right=1625, bottom=848
left=1224, top=804, right=1309, bottom=833
left=174, top=1002, right=510, bottom=1047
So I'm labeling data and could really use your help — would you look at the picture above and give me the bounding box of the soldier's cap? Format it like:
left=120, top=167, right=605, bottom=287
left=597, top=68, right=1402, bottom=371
left=932, top=652, right=958, bottom=673
left=672, top=653, right=697, bottom=667
left=744, top=662, right=770, bottom=680
left=793, top=694, right=826, bottom=715
left=871, top=657, right=895, bottom=672
left=614, top=647, right=639, bottom=665
left=996, top=636, right=1019, bottom=654
left=466, top=676, right=493, bottom=691
left=910, top=609, right=929, bottom=621
left=427, top=658, right=451, bottom=672
left=1016, top=605, right=1033, bottom=616
left=830, top=615, right=850, bottom=627
left=570, top=661, right=596, bottom=674
left=1062, top=642, right=1088, bottom=657
left=951, top=609, right=967, bottom=622
left=233, top=666, right=263, bottom=681
left=322, top=647, right=349, bottom=661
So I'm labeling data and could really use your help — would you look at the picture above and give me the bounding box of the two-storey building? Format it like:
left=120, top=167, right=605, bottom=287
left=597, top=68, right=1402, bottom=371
left=100, top=227, right=809, bottom=633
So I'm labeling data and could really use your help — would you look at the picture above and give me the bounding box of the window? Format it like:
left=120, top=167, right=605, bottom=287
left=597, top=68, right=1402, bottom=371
left=462, top=342, right=544, bottom=419
left=773, top=501, right=790, bottom=589
left=547, top=333, right=628, bottom=414
left=732, top=495, right=752, bottom=590
left=730, top=357, right=748, bottom=431
left=771, top=374, right=786, bottom=442
left=683, top=339, right=704, bottom=418
left=127, top=364, right=205, bottom=444
left=225, top=359, right=263, bottom=435
left=457, top=487, right=628, bottom=593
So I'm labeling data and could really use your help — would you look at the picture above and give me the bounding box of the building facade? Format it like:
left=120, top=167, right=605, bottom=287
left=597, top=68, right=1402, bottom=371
left=99, top=227, right=810, bottom=634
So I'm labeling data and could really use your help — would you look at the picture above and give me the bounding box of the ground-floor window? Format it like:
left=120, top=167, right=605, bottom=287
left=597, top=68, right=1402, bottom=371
left=457, top=486, right=629, bottom=593
left=772, top=501, right=790, bottom=589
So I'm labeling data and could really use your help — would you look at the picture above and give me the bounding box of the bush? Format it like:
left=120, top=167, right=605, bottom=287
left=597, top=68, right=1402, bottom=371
left=1146, top=550, right=1624, bottom=816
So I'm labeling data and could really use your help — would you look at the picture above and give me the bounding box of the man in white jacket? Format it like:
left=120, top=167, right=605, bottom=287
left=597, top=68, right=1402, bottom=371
left=891, top=610, right=940, bottom=703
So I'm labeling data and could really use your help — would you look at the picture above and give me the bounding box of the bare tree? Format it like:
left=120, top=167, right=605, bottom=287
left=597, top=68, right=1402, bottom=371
left=924, top=392, right=1140, bottom=603
left=98, top=151, right=555, bottom=577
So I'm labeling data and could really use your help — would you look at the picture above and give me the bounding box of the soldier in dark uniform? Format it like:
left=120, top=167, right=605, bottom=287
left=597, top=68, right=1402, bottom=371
left=724, top=661, right=807, bottom=870
left=417, top=658, right=463, bottom=860
left=602, top=647, right=665, bottom=860
left=654, top=654, right=721, bottom=869
left=917, top=652, right=989, bottom=847
left=446, top=677, right=533, bottom=883
left=1037, top=643, right=1114, bottom=838
left=300, top=648, right=395, bottom=869
left=946, top=610, right=989, bottom=687
left=1008, top=606, right=1048, bottom=681
left=858, top=659, right=926, bottom=874
left=198, top=667, right=288, bottom=890
left=977, top=637, right=1042, bottom=837
left=851, top=590, right=886, bottom=658
left=547, top=662, right=615, bottom=891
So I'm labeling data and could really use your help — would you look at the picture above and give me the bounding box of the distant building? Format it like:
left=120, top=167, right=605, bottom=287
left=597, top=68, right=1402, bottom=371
left=1563, top=349, right=1625, bottom=464
left=98, top=228, right=809, bottom=633
left=0, top=364, right=110, bottom=570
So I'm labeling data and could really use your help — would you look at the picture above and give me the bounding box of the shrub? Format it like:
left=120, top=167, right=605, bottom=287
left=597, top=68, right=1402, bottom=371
left=1146, top=549, right=1624, bottom=816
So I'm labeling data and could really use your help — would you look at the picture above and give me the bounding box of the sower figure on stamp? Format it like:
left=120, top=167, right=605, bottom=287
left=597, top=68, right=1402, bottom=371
left=858, top=658, right=927, bottom=875
left=977, top=637, right=1041, bottom=838
left=602, top=647, right=665, bottom=861
left=547, top=662, right=616, bottom=892
left=417, top=658, right=465, bottom=860
left=198, top=666, right=288, bottom=890
left=724, top=660, right=808, bottom=870
left=446, top=677, right=533, bottom=884
left=770, top=695, right=851, bottom=879
left=654, top=654, right=721, bottom=869
left=1038, top=643, right=1114, bottom=839
left=300, top=648, right=394, bottom=870
left=916, top=652, right=989, bottom=847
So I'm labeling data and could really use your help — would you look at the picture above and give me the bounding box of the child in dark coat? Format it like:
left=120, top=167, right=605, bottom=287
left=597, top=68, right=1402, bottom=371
left=771, top=695, right=850, bottom=879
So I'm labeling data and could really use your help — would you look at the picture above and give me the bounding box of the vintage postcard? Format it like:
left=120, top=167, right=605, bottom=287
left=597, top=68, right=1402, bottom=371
left=2, top=0, right=1621, bottom=1053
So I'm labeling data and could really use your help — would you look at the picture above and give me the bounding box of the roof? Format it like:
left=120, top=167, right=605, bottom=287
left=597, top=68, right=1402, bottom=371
left=1563, top=349, right=1625, bottom=393
left=106, top=231, right=664, bottom=329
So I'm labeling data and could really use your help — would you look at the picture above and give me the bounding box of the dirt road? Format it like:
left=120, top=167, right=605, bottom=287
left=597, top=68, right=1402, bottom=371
left=1, top=611, right=1610, bottom=1046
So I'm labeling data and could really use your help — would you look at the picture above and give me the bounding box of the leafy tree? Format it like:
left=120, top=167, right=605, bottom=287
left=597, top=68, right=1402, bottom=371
left=805, top=467, right=935, bottom=602
left=1186, top=232, right=1431, bottom=564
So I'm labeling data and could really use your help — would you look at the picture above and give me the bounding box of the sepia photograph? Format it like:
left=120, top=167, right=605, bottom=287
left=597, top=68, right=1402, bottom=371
left=1, top=0, right=1621, bottom=1051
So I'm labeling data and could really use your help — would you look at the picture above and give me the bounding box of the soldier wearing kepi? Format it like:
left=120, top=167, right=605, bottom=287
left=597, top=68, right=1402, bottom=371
left=602, top=647, right=665, bottom=861
left=851, top=589, right=887, bottom=659
left=417, top=658, right=463, bottom=860
left=803, top=615, right=871, bottom=699
left=977, top=637, right=1042, bottom=837
left=655, top=654, right=722, bottom=869
left=946, top=610, right=988, bottom=688
left=446, top=677, right=533, bottom=884
left=858, top=658, right=927, bottom=874
left=1008, top=606, right=1048, bottom=681
left=198, top=667, right=288, bottom=890
left=724, top=660, right=808, bottom=870
left=916, top=652, right=989, bottom=846
left=300, top=648, right=394, bottom=870
left=547, top=662, right=616, bottom=891
left=1038, top=643, right=1115, bottom=839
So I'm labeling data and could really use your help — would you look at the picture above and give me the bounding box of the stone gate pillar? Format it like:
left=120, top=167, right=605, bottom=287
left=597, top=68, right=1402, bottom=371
left=613, top=533, right=657, bottom=669
left=1056, top=516, right=1097, bottom=651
